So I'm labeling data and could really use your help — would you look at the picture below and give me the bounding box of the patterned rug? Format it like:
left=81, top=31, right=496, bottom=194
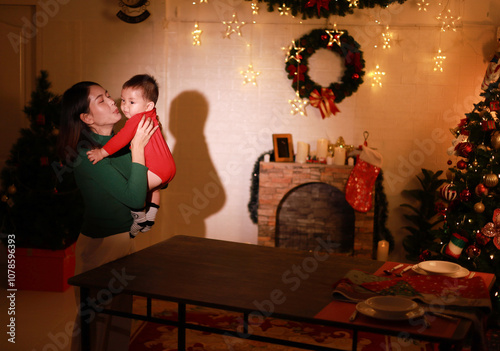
left=128, top=297, right=437, bottom=351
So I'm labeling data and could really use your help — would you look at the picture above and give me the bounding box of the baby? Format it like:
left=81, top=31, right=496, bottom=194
left=87, top=74, right=176, bottom=237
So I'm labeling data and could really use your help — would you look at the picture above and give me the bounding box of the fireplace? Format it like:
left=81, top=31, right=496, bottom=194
left=257, top=162, right=375, bottom=258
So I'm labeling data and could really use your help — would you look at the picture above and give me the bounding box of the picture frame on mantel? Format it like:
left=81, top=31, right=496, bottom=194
left=273, top=134, right=294, bottom=162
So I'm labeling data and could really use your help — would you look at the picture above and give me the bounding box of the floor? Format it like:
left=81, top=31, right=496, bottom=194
left=0, top=247, right=76, bottom=351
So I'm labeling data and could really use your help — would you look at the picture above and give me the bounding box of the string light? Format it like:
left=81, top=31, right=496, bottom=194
left=417, top=1, right=430, bottom=11
left=433, top=49, right=446, bottom=72
left=288, top=91, right=309, bottom=116
left=285, top=40, right=305, bottom=63
left=192, top=22, right=202, bottom=46
left=436, top=9, right=461, bottom=32
left=278, top=3, right=291, bottom=16
left=251, top=1, right=259, bottom=15
left=241, top=64, right=260, bottom=85
left=325, top=25, right=345, bottom=47
left=371, top=65, right=385, bottom=87
left=379, top=26, right=392, bottom=49
left=347, top=0, right=359, bottom=8
left=222, top=12, right=245, bottom=39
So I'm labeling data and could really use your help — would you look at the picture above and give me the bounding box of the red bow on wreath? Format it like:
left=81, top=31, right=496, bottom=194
left=286, top=64, right=308, bottom=83
left=306, top=0, right=330, bottom=16
left=309, top=88, right=340, bottom=118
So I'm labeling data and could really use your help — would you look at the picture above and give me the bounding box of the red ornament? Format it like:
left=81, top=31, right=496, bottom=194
left=40, top=156, right=49, bottom=166
left=440, top=183, right=457, bottom=202
left=352, top=73, right=359, bottom=79
left=460, top=188, right=471, bottom=202
left=457, top=160, right=467, bottom=170
left=418, top=249, right=431, bottom=262
left=435, top=202, right=448, bottom=216
left=466, top=244, right=481, bottom=258
left=447, top=159, right=452, bottom=165
left=321, top=34, right=328, bottom=41
left=286, top=64, right=308, bottom=83
left=454, top=142, right=473, bottom=158
left=475, top=183, right=489, bottom=197
left=482, top=120, right=496, bottom=131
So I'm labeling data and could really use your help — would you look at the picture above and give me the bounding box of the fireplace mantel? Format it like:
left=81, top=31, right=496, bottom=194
left=257, top=162, right=375, bottom=258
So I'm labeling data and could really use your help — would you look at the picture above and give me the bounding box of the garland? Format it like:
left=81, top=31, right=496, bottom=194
left=245, top=0, right=408, bottom=19
left=285, top=28, right=365, bottom=118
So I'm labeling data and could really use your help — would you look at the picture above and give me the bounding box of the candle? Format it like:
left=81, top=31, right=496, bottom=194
left=296, top=142, right=309, bottom=163
left=347, top=157, right=355, bottom=166
left=317, top=139, right=329, bottom=159
left=377, top=240, right=389, bottom=261
left=333, top=147, right=346, bottom=165
left=326, top=156, right=334, bottom=165
left=263, top=154, right=270, bottom=162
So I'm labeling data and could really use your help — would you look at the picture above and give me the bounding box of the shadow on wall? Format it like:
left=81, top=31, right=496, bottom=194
left=164, top=91, right=226, bottom=238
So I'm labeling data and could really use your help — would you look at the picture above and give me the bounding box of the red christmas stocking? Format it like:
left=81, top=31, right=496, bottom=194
left=345, top=147, right=383, bottom=212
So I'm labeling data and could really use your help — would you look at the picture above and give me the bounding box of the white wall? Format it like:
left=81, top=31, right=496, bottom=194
left=8, top=0, right=500, bottom=258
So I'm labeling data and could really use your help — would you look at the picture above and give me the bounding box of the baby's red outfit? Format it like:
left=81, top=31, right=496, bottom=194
left=103, top=108, right=176, bottom=185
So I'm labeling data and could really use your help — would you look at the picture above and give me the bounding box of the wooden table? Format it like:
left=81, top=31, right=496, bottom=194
left=68, top=235, right=484, bottom=351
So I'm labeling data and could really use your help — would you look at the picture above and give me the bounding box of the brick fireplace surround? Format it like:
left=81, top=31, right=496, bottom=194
left=257, top=162, right=375, bottom=259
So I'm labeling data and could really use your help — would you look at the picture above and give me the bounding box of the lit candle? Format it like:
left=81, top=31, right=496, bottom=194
left=377, top=240, right=389, bottom=261
left=296, top=142, right=309, bottom=163
left=333, top=147, right=346, bottom=165
left=317, top=139, right=329, bottom=159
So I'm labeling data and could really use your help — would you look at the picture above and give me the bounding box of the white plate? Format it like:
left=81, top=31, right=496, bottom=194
left=418, top=260, right=461, bottom=275
left=365, top=296, right=418, bottom=315
left=356, top=302, right=425, bottom=321
left=412, top=264, right=470, bottom=278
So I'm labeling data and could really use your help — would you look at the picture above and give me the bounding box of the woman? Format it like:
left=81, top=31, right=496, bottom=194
left=58, top=81, right=156, bottom=351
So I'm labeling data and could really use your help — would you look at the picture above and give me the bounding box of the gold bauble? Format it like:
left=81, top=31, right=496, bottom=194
left=474, top=202, right=485, bottom=213
left=484, top=173, right=499, bottom=188
left=491, top=131, right=500, bottom=150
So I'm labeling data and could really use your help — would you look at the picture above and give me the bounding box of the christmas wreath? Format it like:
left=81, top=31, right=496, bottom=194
left=245, top=0, right=408, bottom=19
left=285, top=28, right=365, bottom=118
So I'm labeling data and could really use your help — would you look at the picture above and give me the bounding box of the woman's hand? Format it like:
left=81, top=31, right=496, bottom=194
left=130, top=115, right=158, bottom=165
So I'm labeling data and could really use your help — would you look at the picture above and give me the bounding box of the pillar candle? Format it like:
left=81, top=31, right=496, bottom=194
left=333, top=147, right=346, bottom=165
left=326, top=156, right=334, bottom=165
left=263, top=154, right=270, bottom=162
left=296, top=142, right=309, bottom=163
left=317, top=139, right=329, bottom=159
left=377, top=240, right=389, bottom=261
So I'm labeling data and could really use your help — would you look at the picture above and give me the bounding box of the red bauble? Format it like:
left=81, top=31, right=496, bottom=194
left=447, top=159, right=452, bottom=165
left=457, top=160, right=468, bottom=169
left=475, top=183, right=489, bottom=197
left=466, top=244, right=481, bottom=258
left=460, top=188, right=471, bottom=201
left=455, top=142, right=473, bottom=158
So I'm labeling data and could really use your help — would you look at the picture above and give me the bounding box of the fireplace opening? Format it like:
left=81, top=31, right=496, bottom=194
left=275, top=182, right=355, bottom=254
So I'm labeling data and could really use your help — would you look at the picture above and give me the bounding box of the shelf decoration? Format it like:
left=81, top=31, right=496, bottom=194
left=243, top=0, right=408, bottom=19
left=285, top=28, right=365, bottom=118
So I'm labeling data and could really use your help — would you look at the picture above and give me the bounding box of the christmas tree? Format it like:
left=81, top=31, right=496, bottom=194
left=430, top=78, right=500, bottom=311
left=0, top=71, right=83, bottom=250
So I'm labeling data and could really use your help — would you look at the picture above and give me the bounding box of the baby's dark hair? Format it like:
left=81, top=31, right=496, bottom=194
left=122, top=74, right=159, bottom=104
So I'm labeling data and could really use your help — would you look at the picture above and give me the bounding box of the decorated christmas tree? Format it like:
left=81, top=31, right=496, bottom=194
left=0, top=71, right=83, bottom=250
left=427, top=53, right=500, bottom=311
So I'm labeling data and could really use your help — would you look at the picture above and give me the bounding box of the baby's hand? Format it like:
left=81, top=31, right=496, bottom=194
left=87, top=148, right=105, bottom=165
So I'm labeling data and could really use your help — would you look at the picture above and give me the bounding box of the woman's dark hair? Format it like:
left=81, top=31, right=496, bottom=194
left=57, top=81, right=100, bottom=164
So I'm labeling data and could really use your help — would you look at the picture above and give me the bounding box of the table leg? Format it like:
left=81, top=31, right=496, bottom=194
left=351, top=329, right=358, bottom=351
left=243, top=312, right=249, bottom=335
left=178, top=302, right=186, bottom=351
left=80, top=287, right=90, bottom=351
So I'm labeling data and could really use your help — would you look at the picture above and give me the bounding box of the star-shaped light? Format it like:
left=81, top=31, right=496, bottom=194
left=241, top=64, right=260, bottom=85
left=381, top=26, right=392, bottom=49
left=326, top=27, right=345, bottom=47
left=192, top=22, right=202, bottom=46
left=371, top=65, right=385, bottom=87
left=285, top=40, right=305, bottom=63
left=433, top=49, right=446, bottom=72
left=436, top=9, right=461, bottom=32
left=347, top=0, right=359, bottom=8
left=251, top=1, right=259, bottom=15
left=288, top=92, right=309, bottom=116
left=417, top=1, right=429, bottom=11
left=278, top=3, right=291, bottom=16
left=222, top=12, right=245, bottom=39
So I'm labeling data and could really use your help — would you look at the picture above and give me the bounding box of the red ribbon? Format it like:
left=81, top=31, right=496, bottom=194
left=305, top=0, right=330, bottom=16
left=309, top=88, right=340, bottom=118
left=286, top=64, right=307, bottom=83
